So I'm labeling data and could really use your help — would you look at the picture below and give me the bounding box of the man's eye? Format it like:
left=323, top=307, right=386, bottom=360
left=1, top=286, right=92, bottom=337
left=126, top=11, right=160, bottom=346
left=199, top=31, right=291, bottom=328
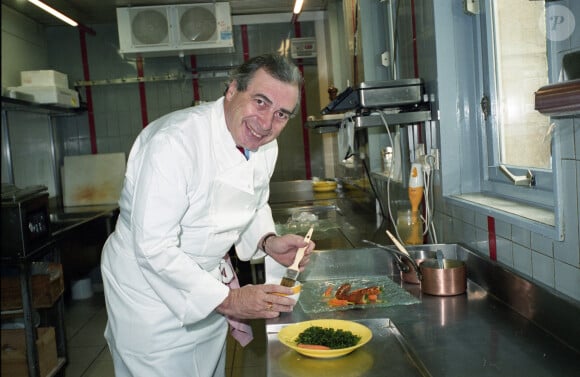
left=255, top=98, right=266, bottom=107
left=275, top=111, right=289, bottom=120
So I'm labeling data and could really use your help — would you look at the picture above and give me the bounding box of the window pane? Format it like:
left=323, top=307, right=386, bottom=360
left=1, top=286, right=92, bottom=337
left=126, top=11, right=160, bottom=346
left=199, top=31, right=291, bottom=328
left=493, top=0, right=551, bottom=169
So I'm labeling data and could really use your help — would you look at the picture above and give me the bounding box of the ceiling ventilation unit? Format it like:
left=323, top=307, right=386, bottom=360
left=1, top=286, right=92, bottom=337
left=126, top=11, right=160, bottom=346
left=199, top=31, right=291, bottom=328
left=116, top=2, right=234, bottom=58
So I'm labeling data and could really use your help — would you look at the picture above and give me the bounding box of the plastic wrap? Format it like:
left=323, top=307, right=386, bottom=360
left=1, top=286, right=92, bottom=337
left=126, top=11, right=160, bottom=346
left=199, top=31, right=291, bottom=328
left=275, top=211, right=341, bottom=236
left=298, top=277, right=420, bottom=314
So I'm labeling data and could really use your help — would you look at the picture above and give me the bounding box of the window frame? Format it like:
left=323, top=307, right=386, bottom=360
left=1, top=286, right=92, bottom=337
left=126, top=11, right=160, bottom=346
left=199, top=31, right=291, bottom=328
left=434, top=0, right=564, bottom=241
left=479, top=0, right=555, bottom=206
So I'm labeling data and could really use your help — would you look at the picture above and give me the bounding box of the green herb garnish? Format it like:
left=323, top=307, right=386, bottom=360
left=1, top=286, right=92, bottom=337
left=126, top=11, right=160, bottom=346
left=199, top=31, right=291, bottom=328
left=295, top=326, right=361, bottom=349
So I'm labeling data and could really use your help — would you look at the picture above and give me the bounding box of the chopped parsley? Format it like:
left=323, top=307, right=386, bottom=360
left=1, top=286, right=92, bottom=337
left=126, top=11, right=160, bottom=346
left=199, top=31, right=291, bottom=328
left=295, top=326, right=361, bottom=349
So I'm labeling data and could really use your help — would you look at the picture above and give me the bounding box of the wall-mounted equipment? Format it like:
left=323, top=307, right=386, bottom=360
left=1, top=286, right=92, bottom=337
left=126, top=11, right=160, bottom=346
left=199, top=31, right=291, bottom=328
left=116, top=2, right=234, bottom=58
left=321, top=79, right=425, bottom=115
left=290, top=37, right=317, bottom=59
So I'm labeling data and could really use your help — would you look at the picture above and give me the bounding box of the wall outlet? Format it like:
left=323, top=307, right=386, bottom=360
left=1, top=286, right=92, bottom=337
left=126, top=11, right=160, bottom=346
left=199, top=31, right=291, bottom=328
left=430, top=148, right=440, bottom=170
left=381, top=51, right=390, bottom=67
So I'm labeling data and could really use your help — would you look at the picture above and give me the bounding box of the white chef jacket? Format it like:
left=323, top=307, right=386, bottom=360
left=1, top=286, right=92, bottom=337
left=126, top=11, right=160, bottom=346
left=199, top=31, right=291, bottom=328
left=101, top=97, right=277, bottom=376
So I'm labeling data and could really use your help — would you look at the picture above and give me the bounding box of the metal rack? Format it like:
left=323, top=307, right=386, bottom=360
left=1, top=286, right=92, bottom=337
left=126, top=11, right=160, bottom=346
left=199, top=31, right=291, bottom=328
left=1, top=97, right=78, bottom=376
left=305, top=108, right=432, bottom=134
left=1, top=96, right=86, bottom=116
left=1, top=242, right=67, bottom=377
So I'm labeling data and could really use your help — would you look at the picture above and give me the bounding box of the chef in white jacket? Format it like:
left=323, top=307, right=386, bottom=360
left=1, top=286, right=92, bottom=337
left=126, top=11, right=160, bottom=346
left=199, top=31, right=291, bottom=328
left=101, top=54, right=315, bottom=377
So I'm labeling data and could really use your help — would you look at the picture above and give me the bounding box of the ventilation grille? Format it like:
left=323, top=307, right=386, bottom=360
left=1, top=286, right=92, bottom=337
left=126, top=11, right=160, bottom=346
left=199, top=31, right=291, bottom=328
left=117, top=3, right=234, bottom=57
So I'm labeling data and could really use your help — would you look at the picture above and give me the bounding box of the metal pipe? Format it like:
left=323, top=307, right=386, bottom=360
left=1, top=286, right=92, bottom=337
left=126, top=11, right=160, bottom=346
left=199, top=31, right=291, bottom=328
left=1, top=109, right=15, bottom=183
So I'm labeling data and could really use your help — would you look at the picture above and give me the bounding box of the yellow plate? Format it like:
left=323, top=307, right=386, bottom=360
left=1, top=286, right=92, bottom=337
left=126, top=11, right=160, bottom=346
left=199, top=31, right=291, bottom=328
left=277, top=319, right=372, bottom=358
left=312, top=181, right=337, bottom=192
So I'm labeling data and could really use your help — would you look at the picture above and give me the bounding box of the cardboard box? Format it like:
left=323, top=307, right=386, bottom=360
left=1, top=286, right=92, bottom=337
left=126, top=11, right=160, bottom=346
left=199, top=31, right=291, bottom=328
left=1, top=263, right=64, bottom=311
left=7, top=86, right=80, bottom=108
left=21, top=70, right=69, bottom=88
left=1, top=327, right=58, bottom=377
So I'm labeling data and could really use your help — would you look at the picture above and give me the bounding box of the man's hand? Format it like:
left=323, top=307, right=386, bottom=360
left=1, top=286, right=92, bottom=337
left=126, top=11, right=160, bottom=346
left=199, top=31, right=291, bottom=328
left=262, top=233, right=315, bottom=270
left=216, top=283, right=297, bottom=319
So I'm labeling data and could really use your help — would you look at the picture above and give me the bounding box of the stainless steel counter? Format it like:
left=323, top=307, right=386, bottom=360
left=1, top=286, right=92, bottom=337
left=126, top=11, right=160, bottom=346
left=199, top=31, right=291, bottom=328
left=265, top=182, right=580, bottom=377
left=49, top=203, right=119, bottom=237
left=48, top=204, right=119, bottom=281
left=266, top=247, right=580, bottom=376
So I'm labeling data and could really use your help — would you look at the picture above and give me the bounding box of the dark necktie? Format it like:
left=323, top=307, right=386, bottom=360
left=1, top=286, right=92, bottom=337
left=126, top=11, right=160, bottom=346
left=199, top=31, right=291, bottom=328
left=236, top=146, right=248, bottom=160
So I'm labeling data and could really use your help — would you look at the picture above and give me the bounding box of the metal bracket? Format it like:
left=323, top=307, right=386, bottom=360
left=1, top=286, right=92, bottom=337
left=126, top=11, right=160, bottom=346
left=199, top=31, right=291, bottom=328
left=464, top=0, right=480, bottom=15
left=480, top=95, right=490, bottom=121
left=499, top=165, right=536, bottom=187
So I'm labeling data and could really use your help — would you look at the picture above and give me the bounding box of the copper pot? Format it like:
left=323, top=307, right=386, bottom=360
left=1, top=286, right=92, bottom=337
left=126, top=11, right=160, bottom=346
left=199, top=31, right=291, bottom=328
left=419, top=258, right=466, bottom=296
left=401, top=249, right=436, bottom=284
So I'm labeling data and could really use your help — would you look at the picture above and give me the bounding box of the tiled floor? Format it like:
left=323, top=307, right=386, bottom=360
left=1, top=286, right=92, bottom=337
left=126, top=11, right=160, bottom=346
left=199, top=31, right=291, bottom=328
left=63, top=291, right=267, bottom=377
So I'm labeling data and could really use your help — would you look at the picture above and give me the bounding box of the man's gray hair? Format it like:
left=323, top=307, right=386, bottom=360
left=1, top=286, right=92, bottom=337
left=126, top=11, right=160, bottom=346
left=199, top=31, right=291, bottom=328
left=227, top=54, right=303, bottom=93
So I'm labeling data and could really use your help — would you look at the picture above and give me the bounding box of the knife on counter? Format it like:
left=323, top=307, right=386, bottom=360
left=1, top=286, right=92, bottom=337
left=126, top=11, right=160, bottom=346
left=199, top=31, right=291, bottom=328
left=280, top=227, right=314, bottom=287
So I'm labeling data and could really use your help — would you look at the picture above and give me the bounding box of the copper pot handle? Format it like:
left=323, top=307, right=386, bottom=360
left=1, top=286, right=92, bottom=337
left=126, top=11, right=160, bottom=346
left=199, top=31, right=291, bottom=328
left=362, top=239, right=422, bottom=281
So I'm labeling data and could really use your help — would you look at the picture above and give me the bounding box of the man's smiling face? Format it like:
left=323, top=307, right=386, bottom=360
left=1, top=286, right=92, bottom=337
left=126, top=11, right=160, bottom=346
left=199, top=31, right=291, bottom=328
left=223, top=68, right=299, bottom=152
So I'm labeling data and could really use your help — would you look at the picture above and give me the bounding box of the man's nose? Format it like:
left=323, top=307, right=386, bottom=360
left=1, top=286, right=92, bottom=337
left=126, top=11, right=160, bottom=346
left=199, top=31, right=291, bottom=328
left=257, top=110, right=276, bottom=131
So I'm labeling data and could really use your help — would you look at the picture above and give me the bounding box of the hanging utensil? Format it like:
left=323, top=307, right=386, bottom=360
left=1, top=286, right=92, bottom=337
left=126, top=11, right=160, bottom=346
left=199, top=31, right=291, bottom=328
left=385, top=230, right=411, bottom=257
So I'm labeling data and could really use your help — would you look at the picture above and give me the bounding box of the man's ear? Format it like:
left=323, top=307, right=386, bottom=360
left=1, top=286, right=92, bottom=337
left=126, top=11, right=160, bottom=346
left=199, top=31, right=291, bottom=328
left=226, top=81, right=237, bottom=100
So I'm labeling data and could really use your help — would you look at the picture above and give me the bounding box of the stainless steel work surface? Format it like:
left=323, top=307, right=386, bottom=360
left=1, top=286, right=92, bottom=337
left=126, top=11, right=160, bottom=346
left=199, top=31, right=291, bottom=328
left=269, top=181, right=384, bottom=250
left=265, top=182, right=579, bottom=376
left=267, top=318, right=429, bottom=377
left=270, top=199, right=356, bottom=250
left=266, top=246, right=580, bottom=376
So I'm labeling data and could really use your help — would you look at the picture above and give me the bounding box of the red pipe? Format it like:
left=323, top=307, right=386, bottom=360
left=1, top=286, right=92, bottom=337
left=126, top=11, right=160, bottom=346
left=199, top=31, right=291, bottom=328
left=190, top=55, right=200, bottom=103
left=78, top=23, right=96, bottom=36
left=293, top=22, right=312, bottom=179
left=487, top=216, right=497, bottom=261
left=79, top=29, right=97, bottom=154
left=136, top=57, right=149, bottom=128
left=241, top=25, right=250, bottom=61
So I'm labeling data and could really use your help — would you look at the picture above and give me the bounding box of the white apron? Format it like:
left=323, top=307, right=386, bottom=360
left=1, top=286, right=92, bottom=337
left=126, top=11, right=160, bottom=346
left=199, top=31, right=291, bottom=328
left=101, top=99, right=277, bottom=377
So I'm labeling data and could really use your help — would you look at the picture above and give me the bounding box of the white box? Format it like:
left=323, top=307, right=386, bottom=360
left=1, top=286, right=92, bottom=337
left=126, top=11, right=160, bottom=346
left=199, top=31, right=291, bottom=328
left=21, top=70, right=69, bottom=88
left=9, top=86, right=79, bottom=108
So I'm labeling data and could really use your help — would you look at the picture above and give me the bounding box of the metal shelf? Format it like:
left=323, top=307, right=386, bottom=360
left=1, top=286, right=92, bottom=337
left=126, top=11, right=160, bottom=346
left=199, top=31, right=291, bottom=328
left=305, top=109, right=432, bottom=134
left=1, top=96, right=86, bottom=116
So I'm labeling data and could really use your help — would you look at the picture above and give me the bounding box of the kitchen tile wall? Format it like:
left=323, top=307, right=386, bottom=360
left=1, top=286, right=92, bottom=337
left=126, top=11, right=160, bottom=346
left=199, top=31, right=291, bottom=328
left=43, top=22, right=318, bottom=182
left=438, top=188, right=579, bottom=302
left=410, top=0, right=580, bottom=301
left=3, top=111, right=58, bottom=195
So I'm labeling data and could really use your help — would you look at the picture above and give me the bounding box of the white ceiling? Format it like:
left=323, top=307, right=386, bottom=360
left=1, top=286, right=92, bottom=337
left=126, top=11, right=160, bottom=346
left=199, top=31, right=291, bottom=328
left=1, top=0, right=330, bottom=26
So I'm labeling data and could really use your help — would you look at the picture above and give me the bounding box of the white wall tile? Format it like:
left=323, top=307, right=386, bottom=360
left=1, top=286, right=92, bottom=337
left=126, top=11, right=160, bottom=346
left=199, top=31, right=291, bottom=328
left=460, top=206, right=475, bottom=225
left=496, top=236, right=514, bottom=268
left=475, top=213, right=488, bottom=231
left=461, top=222, right=477, bottom=250
left=475, top=228, right=489, bottom=255
left=511, top=225, right=531, bottom=248
left=574, top=119, right=579, bottom=160
left=513, top=244, right=533, bottom=278
left=531, top=233, right=553, bottom=258
left=495, top=219, right=511, bottom=240
left=532, top=251, right=555, bottom=288
left=555, top=260, right=580, bottom=301
left=553, top=160, right=580, bottom=266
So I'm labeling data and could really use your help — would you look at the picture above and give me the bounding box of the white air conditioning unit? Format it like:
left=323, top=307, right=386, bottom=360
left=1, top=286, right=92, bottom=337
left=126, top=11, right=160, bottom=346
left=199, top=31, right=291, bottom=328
left=117, top=2, right=234, bottom=58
